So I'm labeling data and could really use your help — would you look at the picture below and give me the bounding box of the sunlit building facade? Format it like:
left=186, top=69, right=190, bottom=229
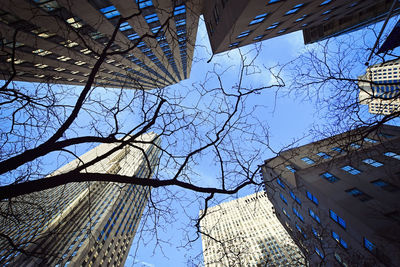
left=200, top=191, right=305, bottom=266
left=0, top=133, right=160, bottom=266
left=261, top=125, right=400, bottom=266
left=359, top=59, right=400, bottom=115
left=0, top=0, right=202, bottom=89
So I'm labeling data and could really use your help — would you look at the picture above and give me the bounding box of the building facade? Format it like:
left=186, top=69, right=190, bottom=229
left=0, top=133, right=160, bottom=266
left=261, top=125, right=400, bottom=266
left=2, top=0, right=400, bottom=90
left=359, top=59, right=400, bottom=115
left=0, top=0, right=202, bottom=89
left=202, top=0, right=400, bottom=53
left=200, top=191, right=305, bottom=266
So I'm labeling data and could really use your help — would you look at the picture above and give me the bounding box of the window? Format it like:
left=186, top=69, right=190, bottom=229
left=296, top=223, right=306, bottom=238
left=289, top=191, right=301, bottom=205
left=332, top=231, right=348, bottom=249
left=345, top=188, right=372, bottom=201
left=301, top=157, right=314, bottom=164
left=253, top=34, right=265, bottom=41
left=329, top=209, right=346, bottom=229
left=279, top=193, right=287, bottom=204
left=362, top=158, right=383, bottom=167
left=320, top=0, right=332, bottom=5
left=315, top=247, right=324, bottom=258
left=364, top=137, right=378, bottom=144
left=266, top=22, right=279, bottom=30
left=364, top=237, right=375, bottom=252
left=268, top=0, right=281, bottom=3
left=80, top=48, right=92, bottom=54
left=66, top=17, right=82, bottom=29
left=100, top=6, right=120, bottom=19
left=306, top=191, right=318, bottom=205
left=229, top=41, right=240, bottom=48
left=320, top=172, right=339, bottom=183
left=249, top=13, right=268, bottom=25
left=32, top=49, right=52, bottom=56
left=285, top=165, right=296, bottom=173
left=286, top=4, right=304, bottom=15
left=57, top=56, right=71, bottom=62
left=332, top=147, right=344, bottom=153
left=144, top=14, right=159, bottom=23
left=173, top=4, right=185, bottom=16
left=322, top=9, right=332, bottom=15
left=317, top=152, right=331, bottom=159
left=34, top=63, right=48, bottom=69
left=371, top=179, right=399, bottom=192
left=237, top=30, right=252, bottom=39
left=136, top=0, right=153, bottom=9
left=282, top=208, right=290, bottom=218
left=119, top=22, right=132, bottom=31
left=350, top=143, right=360, bottom=149
left=341, top=165, right=361, bottom=175
left=276, top=177, right=285, bottom=189
left=378, top=133, right=394, bottom=138
left=292, top=207, right=304, bottom=222
left=384, top=151, right=400, bottom=160
left=309, top=209, right=320, bottom=223
left=277, top=28, right=287, bottom=34
left=312, top=227, right=322, bottom=240
left=295, top=14, right=307, bottom=22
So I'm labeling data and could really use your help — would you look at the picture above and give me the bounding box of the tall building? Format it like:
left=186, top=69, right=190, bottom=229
left=0, top=0, right=202, bottom=89
left=0, top=133, right=160, bottom=266
left=2, top=0, right=400, bottom=89
left=200, top=191, right=305, bottom=266
left=202, top=0, right=400, bottom=53
left=359, top=59, right=400, bottom=115
left=261, top=125, right=400, bottom=266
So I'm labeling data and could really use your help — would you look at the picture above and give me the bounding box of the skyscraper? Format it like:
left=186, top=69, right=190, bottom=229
left=2, top=0, right=399, bottom=89
left=0, top=0, right=202, bottom=89
left=261, top=125, right=400, bottom=266
left=359, top=59, right=400, bottom=115
left=202, top=0, right=400, bottom=53
left=200, top=191, right=305, bottom=266
left=0, top=133, right=160, bottom=266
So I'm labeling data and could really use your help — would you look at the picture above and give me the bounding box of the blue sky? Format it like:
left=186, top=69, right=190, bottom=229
left=124, top=17, right=321, bottom=267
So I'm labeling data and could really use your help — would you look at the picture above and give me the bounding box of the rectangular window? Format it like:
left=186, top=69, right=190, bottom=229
left=292, top=207, right=304, bottom=222
left=296, top=223, right=306, bottom=238
left=236, top=30, right=252, bottom=39
left=309, top=209, right=320, bottom=223
left=301, top=157, right=314, bottom=165
left=279, top=193, right=287, bottom=204
left=384, top=151, right=400, bottom=160
left=362, top=158, right=383, bottom=167
left=268, top=0, right=281, bottom=3
left=100, top=6, right=120, bottom=19
left=317, top=152, right=331, bottom=159
left=229, top=41, right=240, bottom=47
left=276, top=177, right=285, bottom=189
left=289, top=191, right=301, bottom=205
left=119, top=22, right=132, bottom=31
left=249, top=13, right=268, bottom=25
left=173, top=4, right=185, bottom=16
left=315, top=247, right=324, bottom=258
left=266, top=22, right=279, bottom=30
left=371, top=179, right=399, bottom=192
left=144, top=13, right=159, bottom=23
left=329, top=209, right=346, bottom=229
left=320, top=172, right=339, bottom=183
left=253, top=34, right=265, bottom=41
left=341, top=165, right=361, bottom=175
left=350, top=143, right=360, bottom=149
left=332, top=231, right=348, bottom=248
left=364, top=137, right=378, bottom=144
left=285, top=165, right=296, bottom=173
left=320, top=0, right=332, bottom=5
left=136, top=0, right=153, bottom=9
left=306, top=191, right=318, bottom=205
left=282, top=208, right=290, bottom=218
left=286, top=4, right=304, bottom=15
left=345, top=188, right=372, bottom=201
left=364, top=237, right=375, bottom=252
left=332, top=147, right=344, bottom=153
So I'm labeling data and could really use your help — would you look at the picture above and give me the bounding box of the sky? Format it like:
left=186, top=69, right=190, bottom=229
left=124, top=17, right=323, bottom=267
